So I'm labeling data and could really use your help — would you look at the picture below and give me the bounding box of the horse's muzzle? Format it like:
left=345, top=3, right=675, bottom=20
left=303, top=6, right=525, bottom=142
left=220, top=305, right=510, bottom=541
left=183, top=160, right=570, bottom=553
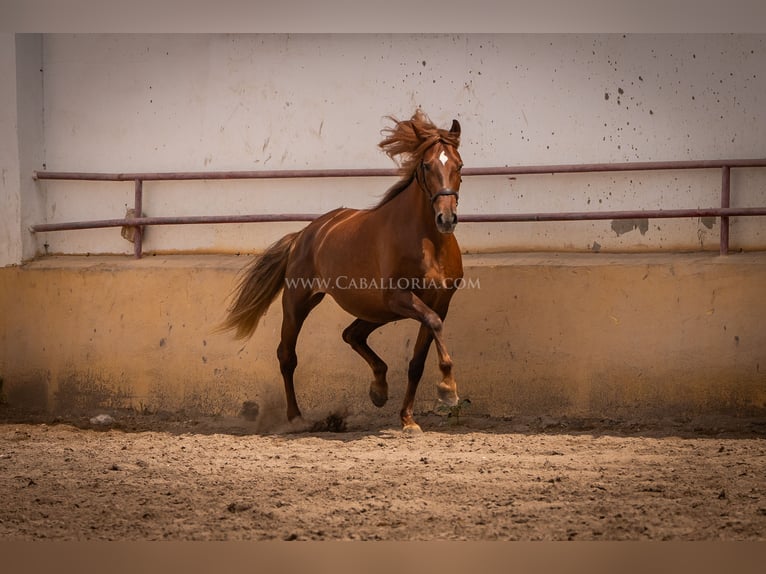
left=435, top=211, right=458, bottom=234
left=433, top=189, right=459, bottom=233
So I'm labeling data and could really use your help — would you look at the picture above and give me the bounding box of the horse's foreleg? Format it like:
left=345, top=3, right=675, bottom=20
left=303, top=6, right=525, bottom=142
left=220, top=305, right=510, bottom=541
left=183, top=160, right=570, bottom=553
left=342, top=319, right=389, bottom=407
left=401, top=324, right=433, bottom=432
left=388, top=291, right=459, bottom=432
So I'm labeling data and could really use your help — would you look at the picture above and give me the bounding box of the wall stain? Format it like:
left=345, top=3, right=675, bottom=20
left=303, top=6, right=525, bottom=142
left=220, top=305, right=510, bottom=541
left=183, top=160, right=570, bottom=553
left=700, top=216, right=716, bottom=229
left=4, top=372, right=49, bottom=412
left=611, top=218, right=649, bottom=236
left=54, top=370, right=134, bottom=413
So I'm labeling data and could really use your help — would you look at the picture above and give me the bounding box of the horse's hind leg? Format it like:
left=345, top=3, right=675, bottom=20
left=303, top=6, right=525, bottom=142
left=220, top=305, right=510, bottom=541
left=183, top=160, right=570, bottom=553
left=342, top=319, right=388, bottom=407
left=277, top=288, right=325, bottom=422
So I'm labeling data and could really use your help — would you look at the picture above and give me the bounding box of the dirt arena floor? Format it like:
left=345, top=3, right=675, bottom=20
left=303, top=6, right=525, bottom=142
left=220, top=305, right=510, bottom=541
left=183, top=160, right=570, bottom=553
left=1, top=408, right=765, bottom=541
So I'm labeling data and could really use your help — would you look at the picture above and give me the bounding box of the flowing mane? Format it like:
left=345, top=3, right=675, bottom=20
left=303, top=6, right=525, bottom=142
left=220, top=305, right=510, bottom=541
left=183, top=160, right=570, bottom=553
left=375, top=110, right=461, bottom=207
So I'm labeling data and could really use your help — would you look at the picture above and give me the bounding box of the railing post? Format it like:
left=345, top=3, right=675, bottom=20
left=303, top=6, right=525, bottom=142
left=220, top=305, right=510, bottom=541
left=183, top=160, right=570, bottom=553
left=720, top=166, right=731, bottom=256
left=134, top=179, right=143, bottom=259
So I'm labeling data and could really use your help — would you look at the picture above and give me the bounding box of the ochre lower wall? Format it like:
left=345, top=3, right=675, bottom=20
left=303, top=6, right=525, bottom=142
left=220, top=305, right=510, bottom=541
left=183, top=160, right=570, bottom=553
left=1, top=253, right=765, bottom=423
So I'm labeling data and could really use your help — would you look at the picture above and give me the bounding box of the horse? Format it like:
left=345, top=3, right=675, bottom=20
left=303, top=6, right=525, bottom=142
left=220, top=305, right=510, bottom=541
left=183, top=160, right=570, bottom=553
left=220, top=110, right=464, bottom=433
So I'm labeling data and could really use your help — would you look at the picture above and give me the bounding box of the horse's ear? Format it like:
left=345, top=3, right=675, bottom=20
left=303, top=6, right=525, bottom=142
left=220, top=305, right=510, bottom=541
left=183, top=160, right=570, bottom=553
left=450, top=119, right=461, bottom=135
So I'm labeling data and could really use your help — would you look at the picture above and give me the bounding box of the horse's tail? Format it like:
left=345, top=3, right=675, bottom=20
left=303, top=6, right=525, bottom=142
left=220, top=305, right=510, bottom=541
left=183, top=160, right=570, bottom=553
left=218, top=232, right=299, bottom=340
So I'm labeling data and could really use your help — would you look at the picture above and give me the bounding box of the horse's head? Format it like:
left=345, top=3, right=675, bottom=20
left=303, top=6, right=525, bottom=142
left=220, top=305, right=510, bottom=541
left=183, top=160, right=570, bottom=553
left=417, top=119, right=463, bottom=234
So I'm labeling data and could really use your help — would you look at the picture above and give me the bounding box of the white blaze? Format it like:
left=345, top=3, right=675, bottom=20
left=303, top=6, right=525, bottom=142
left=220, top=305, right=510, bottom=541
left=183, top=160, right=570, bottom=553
left=439, top=150, right=449, bottom=165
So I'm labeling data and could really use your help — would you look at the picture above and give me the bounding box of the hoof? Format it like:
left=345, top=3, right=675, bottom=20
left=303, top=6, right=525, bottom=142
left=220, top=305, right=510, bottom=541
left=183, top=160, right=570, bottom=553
left=402, top=423, right=423, bottom=435
left=369, top=386, right=388, bottom=408
left=437, top=384, right=459, bottom=407
left=283, top=416, right=311, bottom=434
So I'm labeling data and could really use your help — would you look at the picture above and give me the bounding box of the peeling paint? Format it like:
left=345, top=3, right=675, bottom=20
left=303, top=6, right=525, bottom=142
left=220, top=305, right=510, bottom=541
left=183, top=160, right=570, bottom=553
left=611, top=218, right=650, bottom=236
left=700, top=216, right=716, bottom=229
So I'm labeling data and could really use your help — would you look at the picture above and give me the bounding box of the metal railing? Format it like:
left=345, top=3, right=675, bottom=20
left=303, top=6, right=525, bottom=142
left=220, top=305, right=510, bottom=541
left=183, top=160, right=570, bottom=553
left=31, top=158, right=766, bottom=258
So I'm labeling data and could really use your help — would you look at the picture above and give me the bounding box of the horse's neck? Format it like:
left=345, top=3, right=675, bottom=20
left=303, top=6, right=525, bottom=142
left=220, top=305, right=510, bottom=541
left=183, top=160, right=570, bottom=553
left=379, top=178, right=441, bottom=240
left=369, top=178, right=460, bottom=277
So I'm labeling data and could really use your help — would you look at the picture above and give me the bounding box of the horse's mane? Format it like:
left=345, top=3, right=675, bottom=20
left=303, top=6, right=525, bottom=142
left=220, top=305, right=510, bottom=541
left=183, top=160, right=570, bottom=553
left=375, top=110, right=461, bottom=207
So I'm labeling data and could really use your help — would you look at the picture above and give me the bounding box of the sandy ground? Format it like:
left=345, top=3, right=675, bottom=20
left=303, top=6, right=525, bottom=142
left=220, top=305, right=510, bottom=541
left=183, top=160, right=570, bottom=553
left=1, top=409, right=765, bottom=541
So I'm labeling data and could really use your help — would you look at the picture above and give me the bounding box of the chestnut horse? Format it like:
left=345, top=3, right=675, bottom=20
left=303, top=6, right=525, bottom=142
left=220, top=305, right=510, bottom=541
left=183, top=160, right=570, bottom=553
left=220, top=110, right=464, bottom=432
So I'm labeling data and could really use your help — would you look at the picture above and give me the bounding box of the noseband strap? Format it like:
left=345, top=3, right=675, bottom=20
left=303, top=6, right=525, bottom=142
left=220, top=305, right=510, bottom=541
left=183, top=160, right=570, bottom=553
left=429, top=189, right=459, bottom=204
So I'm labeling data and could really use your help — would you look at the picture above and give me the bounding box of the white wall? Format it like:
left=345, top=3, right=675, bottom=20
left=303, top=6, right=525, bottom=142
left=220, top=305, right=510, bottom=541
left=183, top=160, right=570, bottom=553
left=0, top=34, right=22, bottom=266
left=11, top=34, right=766, bottom=257
left=0, top=33, right=45, bottom=266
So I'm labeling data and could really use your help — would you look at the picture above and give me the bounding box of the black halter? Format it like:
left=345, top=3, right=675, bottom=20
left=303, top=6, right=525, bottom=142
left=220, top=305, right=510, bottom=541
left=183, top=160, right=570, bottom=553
left=415, top=140, right=460, bottom=205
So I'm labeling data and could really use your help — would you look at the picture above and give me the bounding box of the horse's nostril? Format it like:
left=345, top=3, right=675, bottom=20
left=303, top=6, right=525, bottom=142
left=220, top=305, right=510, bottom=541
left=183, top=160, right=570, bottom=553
left=436, top=213, right=445, bottom=225
left=452, top=213, right=458, bottom=225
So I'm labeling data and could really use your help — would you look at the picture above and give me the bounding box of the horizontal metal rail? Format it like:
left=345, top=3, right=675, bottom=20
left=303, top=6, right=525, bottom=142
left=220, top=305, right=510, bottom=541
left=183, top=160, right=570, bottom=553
left=31, top=158, right=766, bottom=181
left=30, top=207, right=766, bottom=231
left=31, top=158, right=766, bottom=258
left=33, top=168, right=399, bottom=181
left=32, top=213, right=321, bottom=231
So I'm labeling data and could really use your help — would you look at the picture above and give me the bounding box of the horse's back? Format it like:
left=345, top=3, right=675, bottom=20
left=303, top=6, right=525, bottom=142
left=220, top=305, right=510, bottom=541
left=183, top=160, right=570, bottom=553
left=285, top=207, right=362, bottom=277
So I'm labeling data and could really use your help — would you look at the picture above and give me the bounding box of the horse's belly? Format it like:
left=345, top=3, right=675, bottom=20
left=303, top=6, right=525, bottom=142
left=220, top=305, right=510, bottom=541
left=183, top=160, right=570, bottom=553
left=326, top=288, right=400, bottom=324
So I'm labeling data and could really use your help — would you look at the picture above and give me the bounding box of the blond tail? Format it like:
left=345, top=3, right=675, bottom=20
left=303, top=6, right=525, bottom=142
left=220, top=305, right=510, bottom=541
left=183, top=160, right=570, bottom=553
left=218, top=232, right=299, bottom=340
